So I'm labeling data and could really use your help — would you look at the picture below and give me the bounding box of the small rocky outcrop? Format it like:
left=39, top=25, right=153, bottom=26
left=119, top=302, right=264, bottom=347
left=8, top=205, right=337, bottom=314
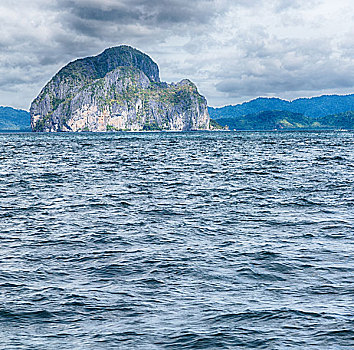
left=30, top=46, right=210, bottom=132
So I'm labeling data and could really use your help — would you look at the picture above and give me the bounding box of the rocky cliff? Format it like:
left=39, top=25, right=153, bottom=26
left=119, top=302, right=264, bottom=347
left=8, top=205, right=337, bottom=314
left=30, top=46, right=210, bottom=132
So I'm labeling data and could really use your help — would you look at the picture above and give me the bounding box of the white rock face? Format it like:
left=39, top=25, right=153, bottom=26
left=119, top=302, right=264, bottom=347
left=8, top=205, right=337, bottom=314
left=65, top=105, right=132, bottom=132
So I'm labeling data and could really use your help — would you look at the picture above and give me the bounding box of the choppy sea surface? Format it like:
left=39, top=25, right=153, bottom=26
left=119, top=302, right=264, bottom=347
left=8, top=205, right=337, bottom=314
left=0, top=131, right=353, bottom=349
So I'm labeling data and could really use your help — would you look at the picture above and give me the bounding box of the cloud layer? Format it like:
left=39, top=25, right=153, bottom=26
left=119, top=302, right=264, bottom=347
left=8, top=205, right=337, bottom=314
left=1, top=0, right=353, bottom=109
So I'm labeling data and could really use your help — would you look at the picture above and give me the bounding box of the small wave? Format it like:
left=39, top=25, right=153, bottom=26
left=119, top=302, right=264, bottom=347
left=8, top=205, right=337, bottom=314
left=209, top=309, right=325, bottom=324
left=0, top=309, right=54, bottom=321
left=314, top=155, right=345, bottom=162
left=236, top=267, right=286, bottom=281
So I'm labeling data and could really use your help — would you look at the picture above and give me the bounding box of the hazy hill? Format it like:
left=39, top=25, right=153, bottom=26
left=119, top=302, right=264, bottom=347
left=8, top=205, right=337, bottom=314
left=214, top=110, right=354, bottom=130
left=215, top=110, right=311, bottom=130
left=209, top=94, right=354, bottom=120
left=0, top=107, right=31, bottom=131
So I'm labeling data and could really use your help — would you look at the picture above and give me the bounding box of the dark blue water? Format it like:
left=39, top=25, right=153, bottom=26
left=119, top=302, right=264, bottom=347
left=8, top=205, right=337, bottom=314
left=0, top=131, right=353, bottom=349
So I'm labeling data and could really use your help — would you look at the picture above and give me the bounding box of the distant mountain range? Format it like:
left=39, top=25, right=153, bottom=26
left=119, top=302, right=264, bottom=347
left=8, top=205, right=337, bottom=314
left=208, top=94, right=354, bottom=130
left=1, top=93, right=354, bottom=131
left=0, top=107, right=30, bottom=131
left=213, top=110, right=354, bottom=130
left=209, top=94, right=354, bottom=119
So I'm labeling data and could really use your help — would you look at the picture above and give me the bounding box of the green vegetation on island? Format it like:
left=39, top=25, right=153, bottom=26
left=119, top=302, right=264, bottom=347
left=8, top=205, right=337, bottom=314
left=318, top=111, right=354, bottom=129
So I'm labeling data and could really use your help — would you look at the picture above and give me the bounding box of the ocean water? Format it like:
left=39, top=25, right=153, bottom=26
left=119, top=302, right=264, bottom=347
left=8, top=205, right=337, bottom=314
left=0, top=131, right=353, bottom=349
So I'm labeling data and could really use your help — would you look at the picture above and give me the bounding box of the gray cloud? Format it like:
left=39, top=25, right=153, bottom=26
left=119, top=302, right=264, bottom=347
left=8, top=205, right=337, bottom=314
left=0, top=0, right=353, bottom=109
left=58, top=0, right=220, bottom=34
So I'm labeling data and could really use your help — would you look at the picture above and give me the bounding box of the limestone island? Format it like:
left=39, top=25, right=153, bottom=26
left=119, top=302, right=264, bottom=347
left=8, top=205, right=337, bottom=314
left=30, top=46, right=210, bottom=132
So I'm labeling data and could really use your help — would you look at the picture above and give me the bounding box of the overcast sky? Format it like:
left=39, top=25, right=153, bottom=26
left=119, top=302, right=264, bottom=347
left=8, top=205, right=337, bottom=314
left=1, top=0, right=354, bottom=110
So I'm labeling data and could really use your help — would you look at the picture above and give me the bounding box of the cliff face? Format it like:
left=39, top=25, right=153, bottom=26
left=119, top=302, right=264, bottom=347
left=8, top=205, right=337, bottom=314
left=30, top=46, right=210, bottom=132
